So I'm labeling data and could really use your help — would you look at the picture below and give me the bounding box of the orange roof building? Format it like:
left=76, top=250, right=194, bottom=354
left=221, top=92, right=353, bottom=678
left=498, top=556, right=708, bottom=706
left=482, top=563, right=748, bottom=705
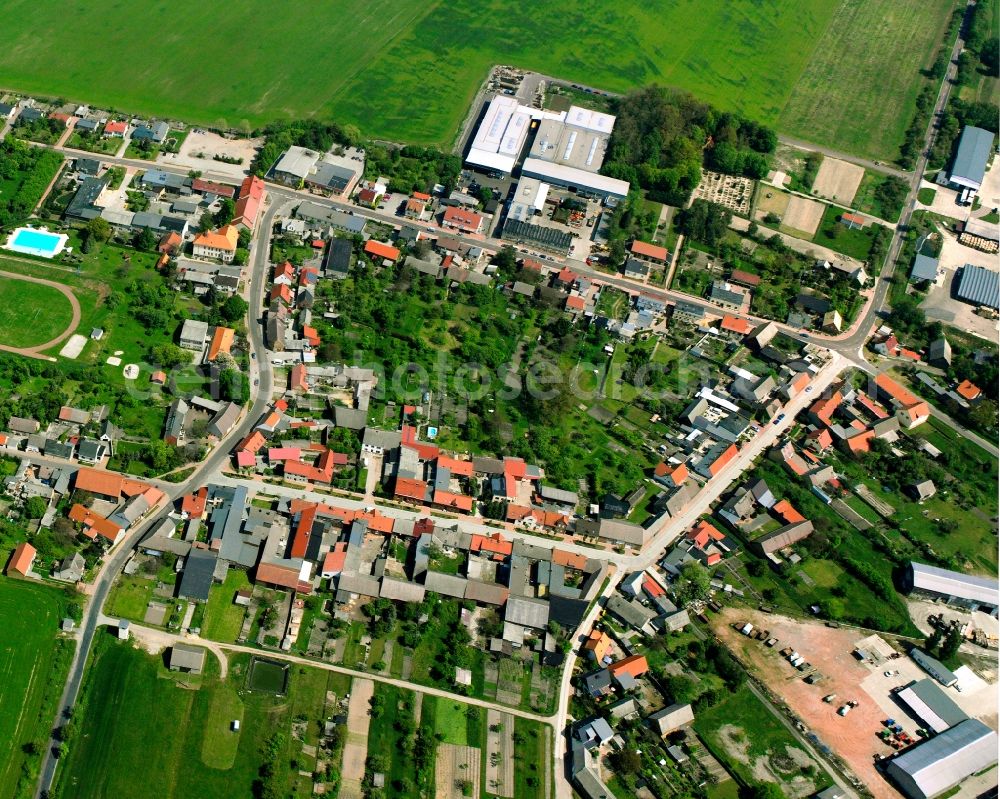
left=364, top=240, right=400, bottom=262
left=689, top=519, right=725, bottom=549
left=289, top=363, right=309, bottom=392
left=845, top=429, right=876, bottom=454
left=583, top=629, right=613, bottom=663
left=630, top=240, right=668, bottom=262
left=395, top=477, right=428, bottom=503
left=73, top=467, right=123, bottom=499
left=207, top=327, right=235, bottom=362
left=6, top=542, right=36, bottom=576
left=773, top=499, right=806, bottom=524
left=874, top=373, right=930, bottom=429
left=808, top=391, right=844, bottom=427
left=181, top=487, right=208, bottom=518
left=608, top=654, right=649, bottom=679
left=68, top=503, right=123, bottom=543
left=234, top=175, right=264, bottom=231
left=956, top=380, right=982, bottom=401
left=192, top=225, right=240, bottom=262
left=441, top=206, right=484, bottom=234
left=432, top=490, right=474, bottom=513
left=721, top=315, right=752, bottom=335
left=707, top=443, right=739, bottom=477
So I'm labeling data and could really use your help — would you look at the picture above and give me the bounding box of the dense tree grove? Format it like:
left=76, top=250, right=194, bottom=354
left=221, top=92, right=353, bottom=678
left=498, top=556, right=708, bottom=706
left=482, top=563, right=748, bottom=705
left=250, top=120, right=352, bottom=176
left=0, top=139, right=63, bottom=228
left=602, top=86, right=776, bottom=205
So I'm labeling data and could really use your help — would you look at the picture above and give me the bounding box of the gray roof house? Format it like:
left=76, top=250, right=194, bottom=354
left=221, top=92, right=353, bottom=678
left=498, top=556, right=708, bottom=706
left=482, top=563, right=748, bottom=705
left=178, top=548, right=218, bottom=602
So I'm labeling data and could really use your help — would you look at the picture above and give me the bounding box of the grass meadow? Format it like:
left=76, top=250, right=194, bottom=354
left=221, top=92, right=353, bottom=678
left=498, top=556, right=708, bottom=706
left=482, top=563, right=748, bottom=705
left=0, top=275, right=75, bottom=348
left=0, top=0, right=956, bottom=157
left=0, top=579, right=74, bottom=799
left=55, top=642, right=349, bottom=799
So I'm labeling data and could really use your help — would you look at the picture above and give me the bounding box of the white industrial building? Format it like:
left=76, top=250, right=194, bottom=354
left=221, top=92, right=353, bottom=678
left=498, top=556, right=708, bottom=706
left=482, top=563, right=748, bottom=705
left=465, top=96, right=559, bottom=175
left=506, top=176, right=550, bottom=223
left=520, top=157, right=629, bottom=201
left=906, top=561, right=999, bottom=614
left=895, top=679, right=967, bottom=734
left=885, top=719, right=997, bottom=799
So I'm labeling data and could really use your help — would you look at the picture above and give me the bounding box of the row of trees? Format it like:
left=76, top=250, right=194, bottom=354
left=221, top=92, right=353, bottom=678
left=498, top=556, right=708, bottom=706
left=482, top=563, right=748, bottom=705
left=602, top=86, right=776, bottom=205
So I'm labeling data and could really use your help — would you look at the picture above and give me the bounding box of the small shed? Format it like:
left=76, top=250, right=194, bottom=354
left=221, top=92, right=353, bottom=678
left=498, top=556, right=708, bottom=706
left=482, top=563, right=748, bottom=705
left=117, top=619, right=130, bottom=640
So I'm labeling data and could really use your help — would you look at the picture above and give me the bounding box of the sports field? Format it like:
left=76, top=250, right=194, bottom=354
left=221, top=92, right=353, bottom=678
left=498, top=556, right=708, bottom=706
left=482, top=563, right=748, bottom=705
left=0, top=579, right=74, bottom=799
left=0, top=274, right=75, bottom=349
left=0, top=0, right=956, bottom=156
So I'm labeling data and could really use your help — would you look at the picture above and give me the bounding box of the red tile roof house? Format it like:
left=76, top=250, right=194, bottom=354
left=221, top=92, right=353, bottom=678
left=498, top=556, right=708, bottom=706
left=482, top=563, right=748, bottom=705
left=6, top=542, right=36, bottom=576
left=629, top=240, right=669, bottom=264
left=234, top=175, right=265, bottom=231
left=608, top=654, right=649, bottom=680
left=441, top=206, right=484, bottom=234
left=104, top=120, right=128, bottom=138
left=364, top=240, right=400, bottom=263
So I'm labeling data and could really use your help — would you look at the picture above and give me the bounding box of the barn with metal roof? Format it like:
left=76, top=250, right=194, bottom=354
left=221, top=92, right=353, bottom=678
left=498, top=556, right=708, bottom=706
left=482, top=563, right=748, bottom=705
left=895, top=678, right=967, bottom=733
left=885, top=719, right=997, bottom=799
left=954, top=264, right=999, bottom=310
left=905, top=562, right=999, bottom=612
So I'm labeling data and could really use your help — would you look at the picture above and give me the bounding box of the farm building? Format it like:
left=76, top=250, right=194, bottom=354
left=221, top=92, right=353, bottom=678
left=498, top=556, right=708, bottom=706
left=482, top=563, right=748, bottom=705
left=168, top=644, right=207, bottom=674
left=910, top=648, right=959, bottom=688
left=885, top=719, right=997, bottom=799
left=947, top=126, right=995, bottom=194
left=909, top=253, right=939, bottom=283
left=904, top=562, right=999, bottom=613
left=895, top=679, right=967, bottom=734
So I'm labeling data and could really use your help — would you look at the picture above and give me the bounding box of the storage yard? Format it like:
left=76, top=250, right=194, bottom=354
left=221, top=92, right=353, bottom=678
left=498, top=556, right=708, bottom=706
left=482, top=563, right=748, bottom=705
left=713, top=608, right=999, bottom=799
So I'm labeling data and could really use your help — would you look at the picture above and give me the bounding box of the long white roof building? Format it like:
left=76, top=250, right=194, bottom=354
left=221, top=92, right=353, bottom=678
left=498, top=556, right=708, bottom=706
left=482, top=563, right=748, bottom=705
left=907, top=562, right=999, bottom=610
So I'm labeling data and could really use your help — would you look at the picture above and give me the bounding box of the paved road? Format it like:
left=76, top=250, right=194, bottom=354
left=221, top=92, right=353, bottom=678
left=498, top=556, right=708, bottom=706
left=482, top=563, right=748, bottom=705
left=34, top=192, right=281, bottom=799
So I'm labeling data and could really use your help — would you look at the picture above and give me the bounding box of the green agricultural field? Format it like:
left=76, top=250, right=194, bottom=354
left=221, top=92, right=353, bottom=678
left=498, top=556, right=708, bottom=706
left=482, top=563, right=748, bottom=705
left=0, top=275, right=75, bottom=348
left=0, top=579, right=75, bottom=799
left=0, top=0, right=953, bottom=156
left=780, top=0, right=958, bottom=160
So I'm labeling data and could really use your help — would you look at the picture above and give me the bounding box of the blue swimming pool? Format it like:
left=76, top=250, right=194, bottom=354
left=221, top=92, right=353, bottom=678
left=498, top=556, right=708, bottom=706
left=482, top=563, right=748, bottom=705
left=5, top=227, right=68, bottom=258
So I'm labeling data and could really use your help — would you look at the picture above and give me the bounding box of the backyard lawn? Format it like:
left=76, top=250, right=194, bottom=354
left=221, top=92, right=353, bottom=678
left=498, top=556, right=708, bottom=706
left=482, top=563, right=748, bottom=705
left=0, top=579, right=75, bottom=799
left=201, top=569, right=251, bottom=642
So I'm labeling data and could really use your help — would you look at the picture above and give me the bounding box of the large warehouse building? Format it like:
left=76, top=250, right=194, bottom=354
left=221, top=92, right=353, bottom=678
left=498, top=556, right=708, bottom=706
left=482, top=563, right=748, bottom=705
left=885, top=719, right=997, bottom=799
left=954, top=264, right=999, bottom=310
left=466, top=95, right=629, bottom=200
left=895, top=679, right=968, bottom=734
left=947, top=126, right=995, bottom=194
left=465, top=95, right=563, bottom=175
left=905, top=561, right=999, bottom=613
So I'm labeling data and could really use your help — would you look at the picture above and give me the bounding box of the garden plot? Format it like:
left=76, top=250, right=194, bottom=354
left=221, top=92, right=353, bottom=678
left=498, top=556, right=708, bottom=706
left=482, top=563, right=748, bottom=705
left=485, top=709, right=515, bottom=797
left=434, top=743, right=481, bottom=799
left=782, top=196, right=826, bottom=237
left=338, top=677, right=374, bottom=799
left=812, top=158, right=864, bottom=205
